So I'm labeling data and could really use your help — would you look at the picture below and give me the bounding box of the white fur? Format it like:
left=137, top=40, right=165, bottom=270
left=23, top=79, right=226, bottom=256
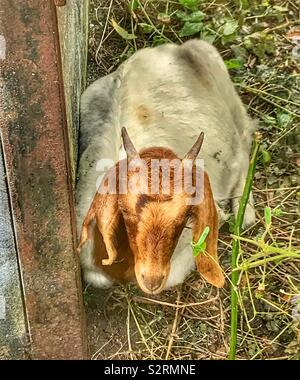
left=164, top=228, right=195, bottom=289
left=83, top=270, right=113, bottom=288
left=80, top=240, right=113, bottom=288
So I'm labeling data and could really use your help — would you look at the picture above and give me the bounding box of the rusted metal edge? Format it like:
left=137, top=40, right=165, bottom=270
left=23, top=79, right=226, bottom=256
left=51, top=0, right=79, bottom=275
left=51, top=1, right=88, bottom=358
left=0, top=0, right=87, bottom=359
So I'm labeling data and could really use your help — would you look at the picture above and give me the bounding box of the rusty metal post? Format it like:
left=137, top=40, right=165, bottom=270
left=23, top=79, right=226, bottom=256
left=0, top=0, right=87, bottom=359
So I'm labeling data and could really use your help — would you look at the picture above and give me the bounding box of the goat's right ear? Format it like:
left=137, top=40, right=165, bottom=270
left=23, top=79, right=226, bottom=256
left=191, top=172, right=225, bottom=288
left=77, top=193, right=121, bottom=266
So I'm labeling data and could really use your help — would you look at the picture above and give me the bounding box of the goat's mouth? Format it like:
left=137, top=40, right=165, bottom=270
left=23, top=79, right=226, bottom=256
left=137, top=281, right=166, bottom=295
left=135, top=272, right=169, bottom=295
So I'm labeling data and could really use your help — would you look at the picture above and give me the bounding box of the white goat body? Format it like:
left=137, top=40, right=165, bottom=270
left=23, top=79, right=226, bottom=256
left=77, top=40, right=256, bottom=290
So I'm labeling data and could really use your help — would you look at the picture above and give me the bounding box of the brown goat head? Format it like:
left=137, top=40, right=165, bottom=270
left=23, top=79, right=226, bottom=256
left=78, top=128, right=224, bottom=294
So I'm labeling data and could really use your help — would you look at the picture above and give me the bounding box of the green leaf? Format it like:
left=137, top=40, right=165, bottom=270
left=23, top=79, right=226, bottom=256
left=277, top=112, right=293, bottom=128
left=201, top=30, right=216, bottom=44
left=244, top=32, right=275, bottom=59
left=273, top=207, right=283, bottom=217
left=188, top=10, right=205, bottom=22
left=152, top=35, right=167, bottom=46
left=223, top=20, right=239, bottom=36
left=111, top=19, right=136, bottom=40
left=175, top=10, right=188, bottom=20
left=222, top=32, right=238, bottom=45
left=180, top=21, right=203, bottom=37
left=264, top=206, right=272, bottom=226
left=179, top=0, right=200, bottom=10
left=224, top=58, right=243, bottom=70
left=192, top=242, right=206, bottom=257
left=261, top=148, right=271, bottom=165
left=129, top=0, right=140, bottom=10
left=191, top=227, right=210, bottom=257
left=239, top=0, right=250, bottom=8
left=138, top=23, right=154, bottom=34
left=176, top=10, right=205, bottom=23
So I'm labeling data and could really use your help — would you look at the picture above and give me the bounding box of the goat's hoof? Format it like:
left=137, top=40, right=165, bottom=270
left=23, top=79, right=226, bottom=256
left=102, top=258, right=113, bottom=266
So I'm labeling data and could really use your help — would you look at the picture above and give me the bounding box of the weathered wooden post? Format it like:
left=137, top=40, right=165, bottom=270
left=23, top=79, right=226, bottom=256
left=0, top=0, right=89, bottom=359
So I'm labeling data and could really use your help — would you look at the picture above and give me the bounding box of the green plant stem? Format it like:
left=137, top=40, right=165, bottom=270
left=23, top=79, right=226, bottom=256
left=230, top=235, right=300, bottom=256
left=236, top=84, right=300, bottom=108
left=229, top=134, right=261, bottom=360
left=137, top=0, right=173, bottom=43
left=234, top=253, right=300, bottom=271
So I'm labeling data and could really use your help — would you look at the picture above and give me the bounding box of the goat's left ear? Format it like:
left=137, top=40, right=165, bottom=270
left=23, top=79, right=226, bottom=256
left=192, top=172, right=225, bottom=288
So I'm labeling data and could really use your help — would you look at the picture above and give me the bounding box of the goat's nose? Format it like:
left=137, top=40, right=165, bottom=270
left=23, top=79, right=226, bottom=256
left=141, top=274, right=165, bottom=292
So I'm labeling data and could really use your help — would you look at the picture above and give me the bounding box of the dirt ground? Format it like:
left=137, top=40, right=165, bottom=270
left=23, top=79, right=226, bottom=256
left=83, top=0, right=300, bottom=360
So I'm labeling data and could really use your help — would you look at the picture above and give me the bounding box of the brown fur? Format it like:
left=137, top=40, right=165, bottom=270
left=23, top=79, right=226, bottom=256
left=78, top=143, right=225, bottom=294
left=91, top=218, right=135, bottom=283
left=136, top=104, right=151, bottom=125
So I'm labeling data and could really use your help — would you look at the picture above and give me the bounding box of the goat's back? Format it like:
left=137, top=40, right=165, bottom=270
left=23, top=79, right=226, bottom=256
left=119, top=41, right=251, bottom=156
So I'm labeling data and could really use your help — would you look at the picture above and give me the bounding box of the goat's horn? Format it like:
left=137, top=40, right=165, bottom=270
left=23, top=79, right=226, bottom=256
left=184, top=132, right=204, bottom=162
left=121, top=127, right=139, bottom=161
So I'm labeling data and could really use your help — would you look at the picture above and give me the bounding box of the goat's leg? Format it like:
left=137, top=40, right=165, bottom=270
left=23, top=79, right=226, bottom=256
left=79, top=235, right=114, bottom=288
left=83, top=269, right=113, bottom=288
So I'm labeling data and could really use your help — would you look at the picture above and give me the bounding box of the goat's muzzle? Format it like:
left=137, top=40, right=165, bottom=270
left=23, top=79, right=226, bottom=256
left=135, top=261, right=170, bottom=295
left=140, top=273, right=166, bottom=294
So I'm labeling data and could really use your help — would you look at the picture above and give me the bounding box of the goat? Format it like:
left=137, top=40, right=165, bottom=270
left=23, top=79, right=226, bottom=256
left=76, top=40, right=256, bottom=294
